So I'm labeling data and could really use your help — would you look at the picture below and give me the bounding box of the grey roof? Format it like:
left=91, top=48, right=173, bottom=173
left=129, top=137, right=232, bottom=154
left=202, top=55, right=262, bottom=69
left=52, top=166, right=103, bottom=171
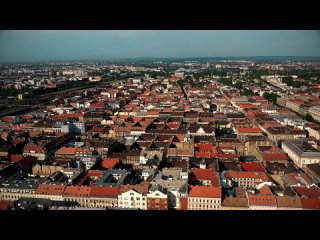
left=96, top=169, right=130, bottom=187
left=162, top=168, right=182, bottom=179
left=306, top=163, right=320, bottom=177
left=149, top=183, right=166, bottom=194
left=1, top=179, right=39, bottom=190
left=282, top=140, right=320, bottom=158
left=142, top=169, right=156, bottom=175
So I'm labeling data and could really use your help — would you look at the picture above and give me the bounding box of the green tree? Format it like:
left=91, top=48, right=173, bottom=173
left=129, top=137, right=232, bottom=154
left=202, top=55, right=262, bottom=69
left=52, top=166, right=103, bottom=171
left=263, top=92, right=280, bottom=104
left=305, top=113, right=314, bottom=122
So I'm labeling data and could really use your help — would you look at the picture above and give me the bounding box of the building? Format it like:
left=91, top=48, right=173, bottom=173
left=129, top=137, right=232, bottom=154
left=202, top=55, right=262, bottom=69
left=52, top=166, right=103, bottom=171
left=304, top=163, right=320, bottom=184
left=153, top=179, right=188, bottom=209
left=147, top=184, right=168, bottom=210
left=276, top=196, right=302, bottom=210
left=264, top=126, right=296, bottom=142
left=235, top=127, right=264, bottom=140
left=282, top=173, right=314, bottom=188
left=305, top=124, right=320, bottom=141
left=35, top=184, right=66, bottom=201
left=248, top=194, right=277, bottom=210
left=221, top=197, right=249, bottom=210
left=0, top=146, right=9, bottom=157
left=118, top=184, right=148, bottom=210
left=96, top=169, right=131, bottom=187
left=0, top=180, right=38, bottom=202
left=223, top=171, right=271, bottom=188
left=254, top=145, right=289, bottom=163
left=308, top=105, right=320, bottom=122
left=187, top=186, right=222, bottom=210
left=22, top=145, right=46, bottom=161
left=189, top=168, right=220, bottom=187
left=282, top=140, right=320, bottom=168
left=63, top=186, right=91, bottom=207
left=89, top=186, right=119, bottom=208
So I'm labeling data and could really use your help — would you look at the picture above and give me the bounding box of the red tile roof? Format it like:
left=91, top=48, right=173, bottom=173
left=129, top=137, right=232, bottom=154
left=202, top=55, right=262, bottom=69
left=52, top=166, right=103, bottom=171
left=212, top=153, right=240, bottom=159
left=55, top=147, right=77, bottom=155
left=36, top=184, right=66, bottom=195
left=119, top=183, right=149, bottom=194
left=240, top=162, right=265, bottom=172
left=285, top=173, right=313, bottom=186
left=258, top=185, right=273, bottom=195
left=195, top=143, right=216, bottom=152
left=261, top=121, right=282, bottom=129
left=195, top=152, right=212, bottom=158
left=90, top=102, right=105, bottom=108
left=237, top=127, right=263, bottom=133
left=188, top=186, right=221, bottom=198
left=64, top=186, right=91, bottom=197
left=87, top=170, right=104, bottom=178
left=0, top=201, right=14, bottom=210
left=101, top=159, right=118, bottom=169
left=300, top=198, right=320, bottom=209
left=248, top=195, right=277, bottom=207
left=10, top=154, right=23, bottom=162
left=190, top=169, right=220, bottom=187
left=236, top=103, right=257, bottom=109
left=23, top=145, right=44, bottom=153
left=262, top=153, right=288, bottom=160
left=224, top=171, right=270, bottom=182
left=292, top=186, right=320, bottom=198
left=53, top=113, right=84, bottom=120
left=11, top=138, right=25, bottom=146
left=90, top=186, right=119, bottom=197
left=166, top=123, right=180, bottom=129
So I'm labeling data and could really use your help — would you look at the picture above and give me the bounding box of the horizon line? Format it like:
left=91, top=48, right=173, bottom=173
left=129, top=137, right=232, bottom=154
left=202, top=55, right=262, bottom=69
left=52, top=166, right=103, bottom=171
left=1, top=55, right=320, bottom=65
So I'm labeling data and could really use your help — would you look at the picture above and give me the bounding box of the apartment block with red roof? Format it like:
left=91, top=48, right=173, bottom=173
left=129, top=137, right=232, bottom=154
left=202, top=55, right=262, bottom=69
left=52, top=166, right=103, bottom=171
left=189, top=168, right=220, bottom=187
left=187, top=186, right=222, bottom=210
left=235, top=127, right=264, bottom=140
left=22, top=145, right=46, bottom=160
left=282, top=173, right=314, bottom=188
left=223, top=171, right=271, bottom=188
left=276, top=196, right=303, bottom=210
left=63, top=186, right=92, bottom=207
left=254, top=145, right=289, bottom=163
left=35, top=184, right=66, bottom=201
left=248, top=194, right=277, bottom=210
left=89, top=186, right=119, bottom=208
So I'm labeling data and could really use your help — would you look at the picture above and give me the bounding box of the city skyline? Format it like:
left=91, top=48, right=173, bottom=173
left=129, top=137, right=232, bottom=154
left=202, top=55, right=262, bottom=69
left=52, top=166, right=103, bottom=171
left=1, top=30, right=320, bottom=63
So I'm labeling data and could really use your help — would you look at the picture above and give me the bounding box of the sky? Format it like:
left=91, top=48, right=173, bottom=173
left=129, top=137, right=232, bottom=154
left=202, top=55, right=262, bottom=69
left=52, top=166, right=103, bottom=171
left=0, top=30, right=320, bottom=63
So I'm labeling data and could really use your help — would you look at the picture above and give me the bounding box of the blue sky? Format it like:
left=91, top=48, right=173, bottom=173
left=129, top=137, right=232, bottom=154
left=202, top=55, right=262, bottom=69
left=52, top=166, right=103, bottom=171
left=0, top=30, right=319, bottom=63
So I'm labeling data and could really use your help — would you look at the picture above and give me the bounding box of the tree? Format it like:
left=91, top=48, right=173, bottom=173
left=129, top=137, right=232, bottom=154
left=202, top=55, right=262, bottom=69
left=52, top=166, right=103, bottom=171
left=263, top=92, right=280, bottom=104
left=305, top=113, right=314, bottom=122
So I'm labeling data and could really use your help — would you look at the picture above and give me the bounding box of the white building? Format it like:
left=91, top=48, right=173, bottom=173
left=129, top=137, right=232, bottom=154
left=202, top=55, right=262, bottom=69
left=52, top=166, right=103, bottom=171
left=118, top=189, right=147, bottom=210
left=282, top=140, right=320, bottom=168
left=308, top=106, right=320, bottom=122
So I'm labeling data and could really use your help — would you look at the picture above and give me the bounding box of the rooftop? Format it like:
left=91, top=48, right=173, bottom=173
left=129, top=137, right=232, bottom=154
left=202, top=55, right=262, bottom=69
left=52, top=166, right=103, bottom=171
left=188, top=186, right=221, bottom=198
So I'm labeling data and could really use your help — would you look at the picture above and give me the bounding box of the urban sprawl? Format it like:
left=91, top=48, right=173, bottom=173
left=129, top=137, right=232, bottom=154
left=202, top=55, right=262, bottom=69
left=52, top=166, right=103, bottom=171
left=0, top=59, right=320, bottom=210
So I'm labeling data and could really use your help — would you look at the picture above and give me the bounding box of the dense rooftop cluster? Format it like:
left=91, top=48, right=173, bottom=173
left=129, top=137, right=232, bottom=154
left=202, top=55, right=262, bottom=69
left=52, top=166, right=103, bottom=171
left=1, top=60, right=320, bottom=210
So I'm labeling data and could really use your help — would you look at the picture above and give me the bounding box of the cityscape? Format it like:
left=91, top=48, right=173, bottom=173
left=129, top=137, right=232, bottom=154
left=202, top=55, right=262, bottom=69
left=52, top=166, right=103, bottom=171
left=0, top=30, right=320, bottom=210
